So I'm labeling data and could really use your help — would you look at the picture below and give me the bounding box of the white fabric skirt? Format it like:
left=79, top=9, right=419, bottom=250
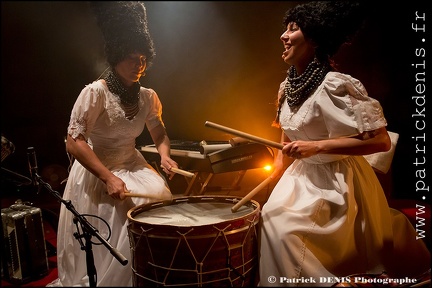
left=259, top=156, right=430, bottom=287
left=48, top=158, right=171, bottom=287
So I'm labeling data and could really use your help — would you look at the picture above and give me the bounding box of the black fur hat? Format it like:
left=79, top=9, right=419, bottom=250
left=90, top=1, right=156, bottom=67
left=283, top=1, right=367, bottom=62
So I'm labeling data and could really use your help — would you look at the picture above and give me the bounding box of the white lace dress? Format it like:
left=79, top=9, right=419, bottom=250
left=259, top=72, right=430, bottom=287
left=48, top=80, right=172, bottom=287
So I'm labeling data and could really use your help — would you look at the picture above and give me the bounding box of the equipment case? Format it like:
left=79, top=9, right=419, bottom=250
left=1, top=201, right=49, bottom=284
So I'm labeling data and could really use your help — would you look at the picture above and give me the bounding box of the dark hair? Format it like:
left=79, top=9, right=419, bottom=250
left=283, top=1, right=367, bottom=63
left=91, top=1, right=156, bottom=68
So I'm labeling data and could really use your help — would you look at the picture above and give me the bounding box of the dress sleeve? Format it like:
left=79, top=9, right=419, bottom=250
left=144, top=88, right=165, bottom=131
left=67, top=82, right=105, bottom=140
left=318, top=72, right=387, bottom=138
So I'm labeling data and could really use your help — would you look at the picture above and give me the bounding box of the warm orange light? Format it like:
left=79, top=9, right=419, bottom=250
left=263, top=164, right=272, bottom=172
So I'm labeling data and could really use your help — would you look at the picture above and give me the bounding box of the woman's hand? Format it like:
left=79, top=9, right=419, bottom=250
left=105, top=174, right=128, bottom=200
left=269, top=147, right=295, bottom=180
left=269, top=157, right=285, bottom=180
left=160, top=157, right=179, bottom=180
left=282, top=140, right=319, bottom=159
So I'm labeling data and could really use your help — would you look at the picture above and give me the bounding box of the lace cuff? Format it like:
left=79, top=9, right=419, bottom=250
left=68, top=117, right=87, bottom=140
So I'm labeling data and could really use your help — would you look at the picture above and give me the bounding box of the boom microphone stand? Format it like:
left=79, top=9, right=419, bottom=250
left=27, top=147, right=128, bottom=287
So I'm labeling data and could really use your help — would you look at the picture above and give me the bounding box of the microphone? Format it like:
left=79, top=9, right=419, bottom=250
left=27, top=146, right=39, bottom=187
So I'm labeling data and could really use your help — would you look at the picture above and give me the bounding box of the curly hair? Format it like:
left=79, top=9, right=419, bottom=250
left=283, top=1, right=367, bottom=63
left=90, top=1, right=156, bottom=68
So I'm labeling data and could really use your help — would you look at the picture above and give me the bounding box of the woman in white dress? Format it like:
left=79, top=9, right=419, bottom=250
left=259, top=2, right=430, bottom=287
left=48, top=2, right=178, bottom=287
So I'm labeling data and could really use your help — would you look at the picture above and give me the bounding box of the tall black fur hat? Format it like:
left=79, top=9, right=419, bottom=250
left=90, top=1, right=156, bottom=67
left=284, top=1, right=367, bottom=62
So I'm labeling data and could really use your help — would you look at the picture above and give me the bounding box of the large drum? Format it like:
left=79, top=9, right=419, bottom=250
left=127, top=195, right=260, bottom=287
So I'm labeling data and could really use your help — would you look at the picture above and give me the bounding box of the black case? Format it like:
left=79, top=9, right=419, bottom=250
left=1, top=201, right=49, bottom=284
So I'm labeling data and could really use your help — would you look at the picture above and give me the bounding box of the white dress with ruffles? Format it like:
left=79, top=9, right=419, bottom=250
left=48, top=80, right=172, bottom=287
left=259, top=72, right=430, bottom=287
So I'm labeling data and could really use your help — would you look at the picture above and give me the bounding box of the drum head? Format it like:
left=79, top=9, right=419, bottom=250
left=128, top=195, right=258, bottom=227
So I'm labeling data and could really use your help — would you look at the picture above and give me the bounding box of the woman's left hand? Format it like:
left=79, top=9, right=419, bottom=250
left=282, top=140, right=318, bottom=159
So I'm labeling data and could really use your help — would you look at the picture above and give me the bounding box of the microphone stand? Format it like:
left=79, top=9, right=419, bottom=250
left=32, top=172, right=128, bottom=287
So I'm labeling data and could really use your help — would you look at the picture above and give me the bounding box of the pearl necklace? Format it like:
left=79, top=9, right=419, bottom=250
left=284, top=59, right=330, bottom=107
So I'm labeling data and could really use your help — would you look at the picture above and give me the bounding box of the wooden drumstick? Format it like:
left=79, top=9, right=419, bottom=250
left=123, top=192, right=168, bottom=199
left=205, top=121, right=283, bottom=150
left=160, top=166, right=194, bottom=178
left=170, top=167, right=195, bottom=178
left=231, top=177, right=273, bottom=213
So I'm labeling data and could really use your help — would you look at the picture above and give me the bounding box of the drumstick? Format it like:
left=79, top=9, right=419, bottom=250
left=170, top=167, right=194, bottom=178
left=205, top=121, right=283, bottom=150
left=123, top=192, right=168, bottom=199
left=160, top=166, right=194, bottom=178
left=231, top=177, right=273, bottom=213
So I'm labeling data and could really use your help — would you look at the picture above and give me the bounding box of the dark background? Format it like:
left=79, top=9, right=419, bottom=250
left=1, top=1, right=429, bottom=201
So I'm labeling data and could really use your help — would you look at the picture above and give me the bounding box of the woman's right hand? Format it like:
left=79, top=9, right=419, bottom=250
left=105, top=174, right=128, bottom=200
left=269, top=156, right=285, bottom=180
left=269, top=132, right=294, bottom=180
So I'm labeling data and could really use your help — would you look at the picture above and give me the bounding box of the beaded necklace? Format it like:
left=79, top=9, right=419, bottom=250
left=284, top=58, right=330, bottom=107
left=104, top=70, right=140, bottom=120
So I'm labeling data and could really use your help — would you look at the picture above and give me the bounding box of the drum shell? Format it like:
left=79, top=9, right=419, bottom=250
left=127, top=196, right=260, bottom=287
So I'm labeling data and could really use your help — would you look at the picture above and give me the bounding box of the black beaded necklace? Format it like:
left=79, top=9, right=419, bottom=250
left=104, top=70, right=140, bottom=105
left=284, top=58, right=330, bottom=107
left=104, top=70, right=140, bottom=119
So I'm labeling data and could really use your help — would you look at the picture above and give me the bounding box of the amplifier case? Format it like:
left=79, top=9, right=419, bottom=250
left=1, top=203, right=49, bottom=284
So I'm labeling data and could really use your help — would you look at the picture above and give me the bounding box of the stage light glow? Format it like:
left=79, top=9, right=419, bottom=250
left=263, top=165, right=272, bottom=172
